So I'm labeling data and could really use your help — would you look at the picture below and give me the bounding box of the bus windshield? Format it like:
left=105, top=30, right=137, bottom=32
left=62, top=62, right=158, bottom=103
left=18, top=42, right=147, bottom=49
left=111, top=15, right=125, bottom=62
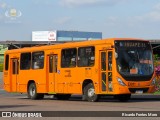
left=115, top=40, right=154, bottom=80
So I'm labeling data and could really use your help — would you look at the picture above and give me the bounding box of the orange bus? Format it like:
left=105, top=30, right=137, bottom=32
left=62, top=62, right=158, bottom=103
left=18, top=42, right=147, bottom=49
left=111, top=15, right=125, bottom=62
left=3, top=38, right=155, bottom=102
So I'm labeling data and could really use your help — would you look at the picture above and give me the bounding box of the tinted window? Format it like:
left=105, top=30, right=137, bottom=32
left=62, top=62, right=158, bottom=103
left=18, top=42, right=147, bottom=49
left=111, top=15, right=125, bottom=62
left=12, top=59, right=19, bottom=74
left=115, top=40, right=153, bottom=81
left=20, top=53, right=31, bottom=70
left=32, top=51, right=44, bottom=69
left=61, top=48, right=77, bottom=68
left=78, top=46, right=95, bottom=67
left=5, top=55, right=9, bottom=70
left=49, top=55, right=53, bottom=73
left=49, top=55, right=58, bottom=73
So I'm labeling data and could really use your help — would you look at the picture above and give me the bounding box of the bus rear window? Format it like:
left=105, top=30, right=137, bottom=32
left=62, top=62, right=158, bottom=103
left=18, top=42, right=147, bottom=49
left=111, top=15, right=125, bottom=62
left=5, top=55, right=9, bottom=70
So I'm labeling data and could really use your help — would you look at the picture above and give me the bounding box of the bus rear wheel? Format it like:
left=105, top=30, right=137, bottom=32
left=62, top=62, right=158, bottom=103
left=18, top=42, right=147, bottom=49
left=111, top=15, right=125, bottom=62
left=83, top=83, right=99, bottom=102
left=28, top=83, right=44, bottom=100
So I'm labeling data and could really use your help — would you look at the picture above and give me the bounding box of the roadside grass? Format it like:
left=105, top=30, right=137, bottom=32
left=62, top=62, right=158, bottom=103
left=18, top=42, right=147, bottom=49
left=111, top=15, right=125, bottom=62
left=0, top=63, right=3, bottom=72
left=154, top=91, right=160, bottom=95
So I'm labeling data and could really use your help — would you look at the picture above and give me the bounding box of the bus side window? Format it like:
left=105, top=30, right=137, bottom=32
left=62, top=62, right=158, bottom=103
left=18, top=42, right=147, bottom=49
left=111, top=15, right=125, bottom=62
left=108, top=52, right=112, bottom=71
left=5, top=55, right=9, bottom=71
left=32, top=51, right=44, bottom=69
left=49, top=55, right=58, bottom=73
left=49, top=56, right=53, bottom=73
left=53, top=55, right=58, bottom=72
left=12, top=59, right=19, bottom=74
left=78, top=46, right=95, bottom=67
left=61, top=48, right=77, bottom=68
left=20, top=53, right=31, bottom=70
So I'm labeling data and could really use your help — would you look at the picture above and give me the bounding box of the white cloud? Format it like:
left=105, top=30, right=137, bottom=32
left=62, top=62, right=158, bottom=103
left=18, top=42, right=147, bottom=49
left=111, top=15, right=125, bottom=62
left=128, top=3, right=160, bottom=23
left=133, top=11, right=160, bottom=22
left=0, top=1, right=16, bottom=9
left=147, top=11, right=160, bottom=21
left=0, top=14, right=5, bottom=23
left=60, top=0, right=104, bottom=6
left=0, top=2, right=7, bottom=9
left=53, top=17, right=72, bottom=25
left=59, top=0, right=126, bottom=7
left=154, top=3, right=160, bottom=11
left=104, top=2, right=160, bottom=26
left=33, top=0, right=51, bottom=6
left=104, top=16, right=118, bottom=26
left=0, top=15, right=3, bottom=20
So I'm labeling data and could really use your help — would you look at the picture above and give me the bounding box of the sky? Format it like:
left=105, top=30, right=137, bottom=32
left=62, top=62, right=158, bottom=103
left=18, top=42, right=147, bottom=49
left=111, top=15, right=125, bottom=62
left=1, top=0, right=160, bottom=41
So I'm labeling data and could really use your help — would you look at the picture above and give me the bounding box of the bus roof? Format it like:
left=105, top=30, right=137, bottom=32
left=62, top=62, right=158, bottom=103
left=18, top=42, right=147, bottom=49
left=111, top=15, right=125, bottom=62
left=4, top=38, right=147, bottom=54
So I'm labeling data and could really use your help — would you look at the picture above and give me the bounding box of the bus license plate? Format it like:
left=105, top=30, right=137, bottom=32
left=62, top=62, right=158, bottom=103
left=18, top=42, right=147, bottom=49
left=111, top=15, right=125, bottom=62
left=135, top=90, right=143, bottom=94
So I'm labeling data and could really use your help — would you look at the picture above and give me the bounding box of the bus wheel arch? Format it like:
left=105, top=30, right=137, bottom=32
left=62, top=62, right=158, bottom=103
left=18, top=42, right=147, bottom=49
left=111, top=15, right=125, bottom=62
left=82, top=79, right=99, bottom=102
left=27, top=80, right=44, bottom=100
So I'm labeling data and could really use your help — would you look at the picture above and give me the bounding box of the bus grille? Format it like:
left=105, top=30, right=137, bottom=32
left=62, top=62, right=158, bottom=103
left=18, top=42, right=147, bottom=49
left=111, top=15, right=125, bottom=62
left=129, top=88, right=149, bottom=93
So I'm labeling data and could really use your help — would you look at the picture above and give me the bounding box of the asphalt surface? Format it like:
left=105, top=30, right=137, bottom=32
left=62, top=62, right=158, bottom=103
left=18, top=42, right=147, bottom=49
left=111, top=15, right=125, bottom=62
left=0, top=90, right=160, bottom=120
left=1, top=72, right=160, bottom=120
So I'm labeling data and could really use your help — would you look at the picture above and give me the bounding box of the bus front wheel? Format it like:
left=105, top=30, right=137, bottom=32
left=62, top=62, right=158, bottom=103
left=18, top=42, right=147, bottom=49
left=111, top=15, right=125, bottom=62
left=83, top=83, right=99, bottom=102
left=28, top=83, right=44, bottom=100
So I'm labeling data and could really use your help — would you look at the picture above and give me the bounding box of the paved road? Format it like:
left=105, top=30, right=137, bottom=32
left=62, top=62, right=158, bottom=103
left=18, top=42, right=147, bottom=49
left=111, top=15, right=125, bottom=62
left=0, top=90, right=160, bottom=120
left=0, top=90, right=160, bottom=111
left=1, top=72, right=160, bottom=120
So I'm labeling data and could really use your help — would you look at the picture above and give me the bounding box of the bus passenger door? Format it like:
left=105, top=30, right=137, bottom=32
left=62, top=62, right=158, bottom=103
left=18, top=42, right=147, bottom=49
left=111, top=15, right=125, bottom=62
left=10, top=58, right=19, bottom=92
left=47, top=54, right=58, bottom=93
left=100, top=51, right=113, bottom=93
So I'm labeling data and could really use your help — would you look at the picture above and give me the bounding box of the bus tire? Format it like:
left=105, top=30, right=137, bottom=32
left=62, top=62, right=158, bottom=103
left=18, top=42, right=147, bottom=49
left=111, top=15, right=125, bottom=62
left=84, top=83, right=99, bottom=102
left=55, top=94, right=71, bottom=100
left=114, top=94, right=131, bottom=102
left=28, top=83, right=44, bottom=100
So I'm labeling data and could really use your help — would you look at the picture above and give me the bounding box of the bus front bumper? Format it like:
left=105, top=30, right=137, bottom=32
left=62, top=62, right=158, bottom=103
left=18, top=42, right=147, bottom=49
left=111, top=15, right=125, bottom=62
left=116, top=85, right=155, bottom=94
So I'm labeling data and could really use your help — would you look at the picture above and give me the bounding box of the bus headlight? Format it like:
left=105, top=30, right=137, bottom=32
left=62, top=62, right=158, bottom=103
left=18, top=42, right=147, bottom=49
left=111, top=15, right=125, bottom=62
left=151, top=77, right=156, bottom=85
left=117, top=77, right=126, bottom=86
